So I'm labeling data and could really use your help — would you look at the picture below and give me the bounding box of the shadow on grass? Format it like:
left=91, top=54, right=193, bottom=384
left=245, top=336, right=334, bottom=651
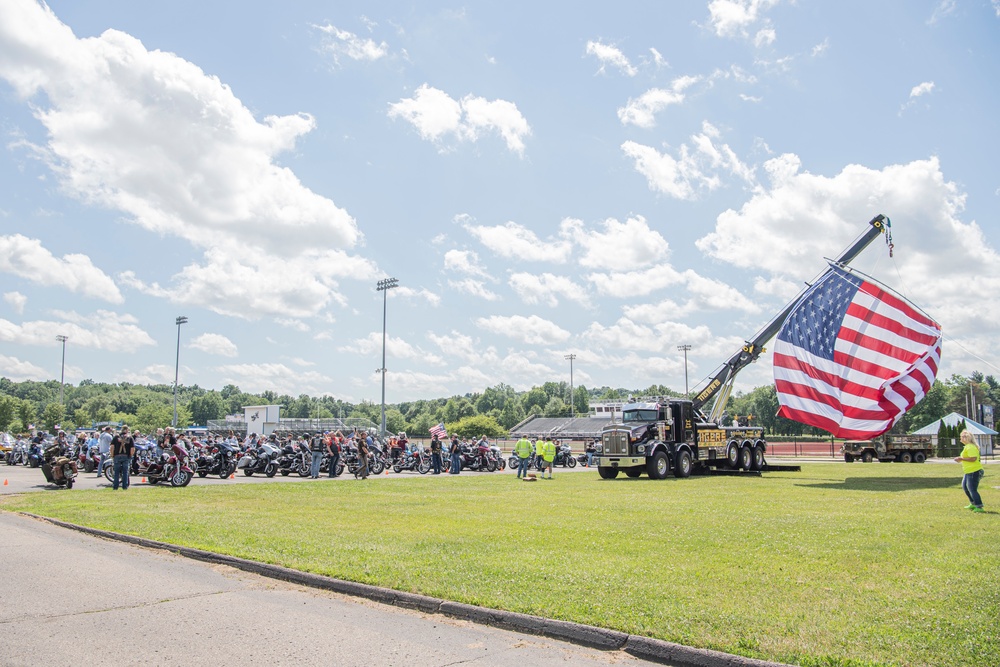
left=798, top=476, right=960, bottom=492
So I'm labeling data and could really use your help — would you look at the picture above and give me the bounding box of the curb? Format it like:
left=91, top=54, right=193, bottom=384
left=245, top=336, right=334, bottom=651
left=25, top=512, right=793, bottom=667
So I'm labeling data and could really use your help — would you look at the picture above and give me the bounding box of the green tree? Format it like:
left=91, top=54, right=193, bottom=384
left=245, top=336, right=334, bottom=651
left=17, top=399, right=36, bottom=431
left=521, top=387, right=547, bottom=415
left=0, top=395, right=15, bottom=432
left=543, top=396, right=567, bottom=417
left=572, top=385, right=590, bottom=416
left=384, top=408, right=406, bottom=435
left=498, top=399, right=525, bottom=429
left=188, top=391, right=225, bottom=425
left=42, top=402, right=65, bottom=431
left=445, top=414, right=506, bottom=439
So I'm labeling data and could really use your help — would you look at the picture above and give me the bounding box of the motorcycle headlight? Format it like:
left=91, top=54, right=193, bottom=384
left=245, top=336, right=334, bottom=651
left=595, top=443, right=603, bottom=453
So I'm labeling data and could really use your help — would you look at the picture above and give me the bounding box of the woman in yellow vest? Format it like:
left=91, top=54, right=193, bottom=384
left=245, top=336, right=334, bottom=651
left=954, top=429, right=985, bottom=512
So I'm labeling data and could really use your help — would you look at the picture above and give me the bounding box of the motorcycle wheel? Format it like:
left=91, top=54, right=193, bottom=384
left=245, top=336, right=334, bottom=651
left=84, top=460, right=95, bottom=473
left=370, top=459, right=385, bottom=475
left=220, top=463, right=235, bottom=479
left=498, top=458, right=506, bottom=471
left=103, top=465, right=114, bottom=483
left=265, top=463, right=277, bottom=478
left=280, top=470, right=290, bottom=476
left=486, top=459, right=497, bottom=472
left=244, top=469, right=254, bottom=476
left=334, top=462, right=345, bottom=476
left=392, top=464, right=402, bottom=474
left=66, top=477, right=74, bottom=489
left=297, top=464, right=310, bottom=477
left=198, top=471, right=208, bottom=478
left=417, top=461, right=430, bottom=474
left=170, top=470, right=192, bottom=487
left=567, top=457, right=577, bottom=468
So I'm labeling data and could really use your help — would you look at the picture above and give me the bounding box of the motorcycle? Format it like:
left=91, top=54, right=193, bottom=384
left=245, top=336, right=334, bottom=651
left=6, top=440, right=27, bottom=466
left=194, top=441, right=238, bottom=479
left=139, top=442, right=194, bottom=487
left=40, top=448, right=78, bottom=489
left=392, top=448, right=430, bottom=474
left=76, top=445, right=101, bottom=473
left=237, top=442, right=279, bottom=477
left=277, top=441, right=311, bottom=477
left=27, top=442, right=44, bottom=468
left=555, top=444, right=578, bottom=468
left=490, top=445, right=506, bottom=471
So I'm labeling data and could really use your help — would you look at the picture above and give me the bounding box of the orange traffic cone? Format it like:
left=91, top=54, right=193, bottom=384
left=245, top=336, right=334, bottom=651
left=229, top=473, right=235, bottom=479
left=141, top=477, right=146, bottom=483
left=3, top=479, right=7, bottom=486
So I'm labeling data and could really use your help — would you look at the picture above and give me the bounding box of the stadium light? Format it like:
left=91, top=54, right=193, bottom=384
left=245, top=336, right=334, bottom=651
left=173, top=316, right=188, bottom=427
left=564, top=353, right=576, bottom=418
left=678, top=344, right=692, bottom=397
left=56, top=335, right=68, bottom=404
left=376, top=278, right=399, bottom=440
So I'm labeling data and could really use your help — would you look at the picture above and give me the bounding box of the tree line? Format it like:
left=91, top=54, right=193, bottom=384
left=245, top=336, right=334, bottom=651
left=0, top=371, right=994, bottom=440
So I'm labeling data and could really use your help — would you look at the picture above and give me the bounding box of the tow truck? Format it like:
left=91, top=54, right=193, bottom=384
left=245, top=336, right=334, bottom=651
left=594, top=214, right=892, bottom=479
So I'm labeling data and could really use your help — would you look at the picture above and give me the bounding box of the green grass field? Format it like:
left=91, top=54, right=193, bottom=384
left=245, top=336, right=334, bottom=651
left=2, top=463, right=997, bottom=667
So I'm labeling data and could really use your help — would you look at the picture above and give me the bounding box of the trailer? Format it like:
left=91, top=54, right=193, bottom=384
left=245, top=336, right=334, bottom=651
left=842, top=434, right=933, bottom=463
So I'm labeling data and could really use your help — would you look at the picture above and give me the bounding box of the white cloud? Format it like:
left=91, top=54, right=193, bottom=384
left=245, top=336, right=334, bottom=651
left=444, top=249, right=491, bottom=279
left=188, top=333, right=238, bottom=357
left=0, top=2, right=368, bottom=318
left=274, top=318, right=310, bottom=332
left=811, top=38, right=830, bottom=57
left=0, top=311, right=154, bottom=353
left=0, top=235, right=122, bottom=303
left=388, top=84, right=531, bottom=155
left=508, top=272, right=588, bottom=307
left=570, top=215, right=669, bottom=269
left=910, top=81, right=935, bottom=98
left=4, top=291, right=27, bottom=314
left=587, top=264, right=684, bottom=298
left=214, top=362, right=333, bottom=397
left=754, top=28, right=776, bottom=47
left=618, top=76, right=701, bottom=128
left=464, top=219, right=574, bottom=263
left=622, top=121, right=754, bottom=199
left=314, top=23, right=389, bottom=65
left=0, top=353, right=48, bottom=381
left=448, top=279, right=501, bottom=301
left=585, top=40, right=637, bottom=76
left=339, top=332, right=445, bottom=365
left=115, top=363, right=177, bottom=386
left=426, top=330, right=499, bottom=365
left=707, top=0, right=782, bottom=40
left=475, top=314, right=570, bottom=346
left=927, top=0, right=956, bottom=24
left=396, top=285, right=441, bottom=306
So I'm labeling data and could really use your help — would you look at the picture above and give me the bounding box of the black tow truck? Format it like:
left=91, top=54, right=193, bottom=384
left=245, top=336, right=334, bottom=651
left=593, top=214, right=892, bottom=479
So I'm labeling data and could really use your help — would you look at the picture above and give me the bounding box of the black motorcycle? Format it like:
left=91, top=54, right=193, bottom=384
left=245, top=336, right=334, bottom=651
left=194, top=442, right=238, bottom=479
left=277, top=442, right=311, bottom=477
left=392, top=448, right=430, bottom=474
left=40, top=448, right=78, bottom=489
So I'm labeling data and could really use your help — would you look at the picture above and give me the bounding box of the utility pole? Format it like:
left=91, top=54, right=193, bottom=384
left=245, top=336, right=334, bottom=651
left=564, top=353, right=576, bottom=418
left=56, top=335, right=68, bottom=405
left=173, top=316, right=188, bottom=427
left=677, top=344, right=692, bottom=397
left=376, top=278, right=399, bottom=440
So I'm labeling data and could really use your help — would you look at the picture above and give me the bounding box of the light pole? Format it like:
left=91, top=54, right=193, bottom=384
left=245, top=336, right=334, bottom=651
left=564, top=353, right=576, bottom=418
left=376, top=277, right=399, bottom=440
left=173, top=316, right=188, bottom=427
left=677, top=344, right=692, bottom=397
left=56, top=335, right=68, bottom=405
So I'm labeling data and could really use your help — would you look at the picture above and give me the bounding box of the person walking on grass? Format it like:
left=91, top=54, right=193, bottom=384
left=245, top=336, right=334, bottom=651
left=514, top=435, right=533, bottom=478
left=954, top=429, right=985, bottom=512
left=542, top=437, right=556, bottom=479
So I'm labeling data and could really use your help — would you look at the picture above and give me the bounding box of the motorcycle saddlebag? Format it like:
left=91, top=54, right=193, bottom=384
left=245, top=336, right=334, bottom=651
left=237, top=455, right=252, bottom=469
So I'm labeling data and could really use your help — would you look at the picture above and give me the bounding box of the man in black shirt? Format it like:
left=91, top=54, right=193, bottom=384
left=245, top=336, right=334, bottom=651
left=110, top=426, right=136, bottom=490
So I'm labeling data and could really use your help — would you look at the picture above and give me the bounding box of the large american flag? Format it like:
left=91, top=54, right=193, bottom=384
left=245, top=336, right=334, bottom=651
left=773, top=265, right=942, bottom=439
left=429, top=422, right=447, bottom=439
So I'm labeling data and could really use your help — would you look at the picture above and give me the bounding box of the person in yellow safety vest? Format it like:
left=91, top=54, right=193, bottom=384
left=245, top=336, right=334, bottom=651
left=542, top=437, right=556, bottom=479
left=534, top=438, right=544, bottom=471
left=954, top=429, right=985, bottom=512
left=514, top=436, right=533, bottom=479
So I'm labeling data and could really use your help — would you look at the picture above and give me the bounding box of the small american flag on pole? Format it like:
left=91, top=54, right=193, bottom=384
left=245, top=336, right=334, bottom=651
left=429, top=422, right=447, bottom=439
left=773, top=265, right=942, bottom=439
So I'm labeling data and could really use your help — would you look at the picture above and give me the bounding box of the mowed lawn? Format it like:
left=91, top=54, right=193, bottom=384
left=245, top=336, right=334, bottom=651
left=3, top=463, right=997, bottom=667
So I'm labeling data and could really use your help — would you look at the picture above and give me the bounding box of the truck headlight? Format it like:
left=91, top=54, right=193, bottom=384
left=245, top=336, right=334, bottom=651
left=637, top=445, right=645, bottom=454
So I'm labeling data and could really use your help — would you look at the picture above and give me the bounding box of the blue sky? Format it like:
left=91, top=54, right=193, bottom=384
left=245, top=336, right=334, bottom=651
left=0, top=0, right=998, bottom=404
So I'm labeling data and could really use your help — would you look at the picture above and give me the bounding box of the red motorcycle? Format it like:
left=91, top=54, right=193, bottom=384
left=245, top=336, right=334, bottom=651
left=139, top=442, right=193, bottom=487
left=77, top=445, right=101, bottom=473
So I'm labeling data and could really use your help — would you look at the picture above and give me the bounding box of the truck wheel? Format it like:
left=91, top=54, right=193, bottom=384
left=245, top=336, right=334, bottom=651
left=597, top=466, right=619, bottom=480
left=844, top=454, right=854, bottom=463
left=899, top=452, right=912, bottom=463
left=913, top=452, right=926, bottom=463
left=647, top=452, right=669, bottom=480
left=625, top=468, right=642, bottom=478
left=751, top=446, right=765, bottom=471
left=673, top=451, right=692, bottom=478
left=861, top=452, right=873, bottom=463
left=726, top=442, right=740, bottom=469
left=739, top=446, right=753, bottom=471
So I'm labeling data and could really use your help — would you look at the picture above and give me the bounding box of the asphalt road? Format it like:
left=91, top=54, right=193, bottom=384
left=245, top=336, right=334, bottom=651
left=0, top=510, right=660, bottom=667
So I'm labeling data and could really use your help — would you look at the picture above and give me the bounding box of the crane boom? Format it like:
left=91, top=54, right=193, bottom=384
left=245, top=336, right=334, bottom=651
left=691, top=214, right=890, bottom=418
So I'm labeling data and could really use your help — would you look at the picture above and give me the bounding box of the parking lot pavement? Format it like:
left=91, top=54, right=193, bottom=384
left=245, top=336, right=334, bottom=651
left=0, top=512, right=660, bottom=667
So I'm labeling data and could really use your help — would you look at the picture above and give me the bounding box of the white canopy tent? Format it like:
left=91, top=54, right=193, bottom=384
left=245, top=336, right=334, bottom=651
left=912, top=412, right=995, bottom=455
